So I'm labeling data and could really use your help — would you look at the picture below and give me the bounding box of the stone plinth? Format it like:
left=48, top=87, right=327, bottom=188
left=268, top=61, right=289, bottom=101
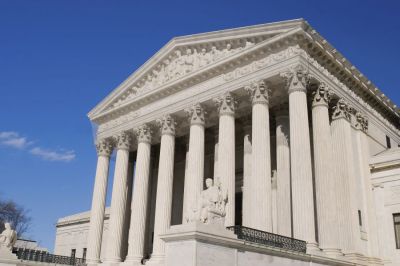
left=160, top=223, right=356, bottom=266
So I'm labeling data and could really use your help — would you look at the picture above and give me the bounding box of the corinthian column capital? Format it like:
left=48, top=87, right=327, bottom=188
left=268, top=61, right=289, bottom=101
left=136, top=124, right=152, bottom=144
left=312, top=83, right=331, bottom=107
left=156, top=114, right=176, bottom=136
left=280, top=65, right=308, bottom=93
left=115, top=131, right=134, bottom=150
left=332, top=98, right=352, bottom=121
left=354, top=112, right=369, bottom=133
left=213, top=92, right=237, bottom=116
left=96, top=138, right=114, bottom=157
left=245, top=80, right=271, bottom=105
left=185, top=103, right=206, bottom=125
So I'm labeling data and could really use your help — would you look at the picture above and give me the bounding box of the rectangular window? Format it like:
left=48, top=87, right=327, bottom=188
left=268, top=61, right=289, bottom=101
left=82, top=248, right=87, bottom=261
left=358, top=210, right=362, bottom=227
left=393, top=213, right=400, bottom=249
left=386, top=136, right=391, bottom=148
left=71, top=249, right=76, bottom=258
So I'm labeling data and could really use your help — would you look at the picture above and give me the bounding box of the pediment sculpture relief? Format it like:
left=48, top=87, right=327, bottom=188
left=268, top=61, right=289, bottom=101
left=109, top=41, right=256, bottom=110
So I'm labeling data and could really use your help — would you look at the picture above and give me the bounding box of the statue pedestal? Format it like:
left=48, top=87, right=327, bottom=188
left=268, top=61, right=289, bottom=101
left=0, top=246, right=18, bottom=266
left=160, top=221, right=238, bottom=266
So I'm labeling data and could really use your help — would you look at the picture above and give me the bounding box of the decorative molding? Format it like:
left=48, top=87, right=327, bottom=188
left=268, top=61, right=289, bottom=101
left=115, top=131, right=134, bottom=150
left=185, top=103, right=206, bottom=126
left=332, top=98, right=352, bottom=121
left=136, top=124, right=152, bottom=144
left=156, top=114, right=176, bottom=136
left=213, top=92, right=237, bottom=116
left=95, top=139, right=114, bottom=157
left=98, top=110, right=141, bottom=134
left=107, top=42, right=256, bottom=111
left=280, top=65, right=308, bottom=93
left=312, top=82, right=331, bottom=107
left=245, top=80, right=271, bottom=106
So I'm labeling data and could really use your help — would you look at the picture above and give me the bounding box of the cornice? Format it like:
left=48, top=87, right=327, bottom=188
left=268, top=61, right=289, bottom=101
left=88, top=19, right=304, bottom=119
left=89, top=21, right=399, bottom=137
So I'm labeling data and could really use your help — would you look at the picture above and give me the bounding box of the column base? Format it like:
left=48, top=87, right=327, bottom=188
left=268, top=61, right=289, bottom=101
left=86, top=258, right=101, bottom=266
left=102, top=257, right=122, bottom=266
left=122, top=256, right=143, bottom=266
left=146, top=254, right=165, bottom=266
left=306, top=242, right=319, bottom=254
left=343, top=252, right=368, bottom=265
left=322, top=248, right=343, bottom=258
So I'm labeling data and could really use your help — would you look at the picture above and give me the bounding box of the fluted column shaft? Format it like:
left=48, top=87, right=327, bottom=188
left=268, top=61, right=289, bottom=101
left=311, top=84, right=340, bottom=254
left=242, top=120, right=252, bottom=228
left=275, top=110, right=291, bottom=237
left=373, top=184, right=386, bottom=259
left=281, top=68, right=316, bottom=247
left=213, top=128, right=219, bottom=179
left=151, top=115, right=176, bottom=262
left=183, top=104, right=205, bottom=223
left=357, top=115, right=380, bottom=258
left=126, top=125, right=152, bottom=263
left=104, top=132, right=133, bottom=263
left=245, top=81, right=272, bottom=231
left=331, top=99, right=359, bottom=254
left=182, top=137, right=190, bottom=224
left=86, top=139, right=113, bottom=264
left=215, top=92, right=236, bottom=227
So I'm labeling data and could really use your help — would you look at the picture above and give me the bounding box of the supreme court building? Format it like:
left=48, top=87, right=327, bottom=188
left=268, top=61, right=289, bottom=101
left=54, top=19, right=400, bottom=266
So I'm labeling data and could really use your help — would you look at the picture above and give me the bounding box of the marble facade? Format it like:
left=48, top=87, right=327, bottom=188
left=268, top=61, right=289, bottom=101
left=54, top=19, right=400, bottom=265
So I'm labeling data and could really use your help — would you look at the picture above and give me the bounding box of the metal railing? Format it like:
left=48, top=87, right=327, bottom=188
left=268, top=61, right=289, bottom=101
left=227, top=225, right=307, bottom=253
left=13, top=248, right=86, bottom=265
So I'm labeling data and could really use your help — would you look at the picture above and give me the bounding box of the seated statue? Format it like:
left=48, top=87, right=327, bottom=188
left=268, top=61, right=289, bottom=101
left=0, top=223, right=17, bottom=251
left=198, top=178, right=228, bottom=225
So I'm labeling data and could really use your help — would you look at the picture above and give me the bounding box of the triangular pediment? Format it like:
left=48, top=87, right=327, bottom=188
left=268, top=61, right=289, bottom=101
left=88, top=19, right=305, bottom=121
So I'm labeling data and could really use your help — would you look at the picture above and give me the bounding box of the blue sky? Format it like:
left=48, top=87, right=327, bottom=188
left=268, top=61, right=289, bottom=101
left=0, top=0, right=399, bottom=252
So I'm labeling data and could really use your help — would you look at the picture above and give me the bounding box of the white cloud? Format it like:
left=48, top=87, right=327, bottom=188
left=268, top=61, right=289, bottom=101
left=30, top=147, right=76, bottom=162
left=0, top=131, right=32, bottom=149
left=0, top=131, right=75, bottom=162
left=0, top=131, right=18, bottom=139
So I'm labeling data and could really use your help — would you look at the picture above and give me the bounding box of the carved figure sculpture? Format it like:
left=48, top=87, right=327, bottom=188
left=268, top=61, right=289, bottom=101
left=198, top=178, right=228, bottom=225
left=0, top=223, right=17, bottom=251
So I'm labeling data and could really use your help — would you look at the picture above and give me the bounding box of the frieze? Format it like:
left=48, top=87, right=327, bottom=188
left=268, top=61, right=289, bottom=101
left=97, top=45, right=399, bottom=137
left=108, top=41, right=256, bottom=110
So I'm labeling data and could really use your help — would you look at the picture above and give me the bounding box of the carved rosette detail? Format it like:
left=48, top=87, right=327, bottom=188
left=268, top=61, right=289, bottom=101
left=245, top=80, right=271, bottom=105
left=95, top=138, right=114, bottom=157
left=115, top=131, right=134, bottom=150
left=280, top=66, right=309, bottom=93
left=185, top=103, right=206, bottom=126
left=136, top=124, right=152, bottom=144
left=332, top=99, right=352, bottom=121
left=213, top=92, right=237, bottom=116
left=156, top=114, right=176, bottom=136
left=312, top=82, right=331, bottom=107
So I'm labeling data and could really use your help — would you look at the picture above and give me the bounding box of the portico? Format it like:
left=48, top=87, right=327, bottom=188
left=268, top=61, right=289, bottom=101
left=83, top=19, right=400, bottom=266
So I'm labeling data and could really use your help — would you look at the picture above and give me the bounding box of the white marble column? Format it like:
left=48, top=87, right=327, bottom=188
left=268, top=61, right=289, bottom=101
left=125, top=124, right=152, bottom=264
left=311, top=83, right=341, bottom=255
left=86, top=139, right=113, bottom=264
left=241, top=118, right=252, bottom=228
left=357, top=114, right=380, bottom=259
left=104, top=132, right=133, bottom=264
left=373, top=183, right=386, bottom=260
left=245, top=81, right=272, bottom=231
left=150, top=115, right=176, bottom=263
left=183, top=103, right=205, bottom=223
left=213, top=128, right=219, bottom=180
left=182, top=136, right=189, bottom=224
left=275, top=105, right=291, bottom=237
left=330, top=99, right=360, bottom=255
left=214, top=92, right=237, bottom=227
left=280, top=67, right=316, bottom=248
